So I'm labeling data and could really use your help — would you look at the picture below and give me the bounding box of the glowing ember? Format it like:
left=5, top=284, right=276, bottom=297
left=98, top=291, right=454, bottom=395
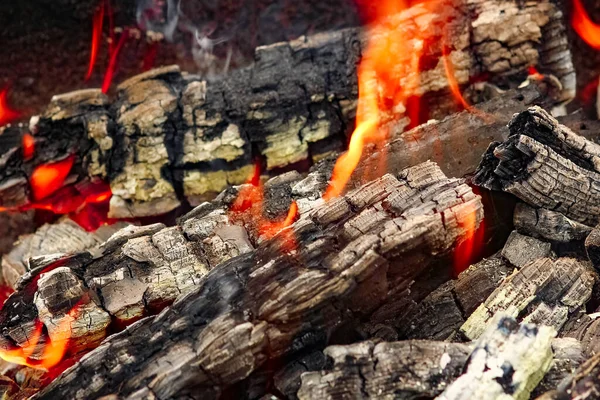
left=0, top=87, right=21, bottom=126
left=230, top=163, right=299, bottom=241
left=572, top=0, right=600, bottom=49
left=323, top=1, right=431, bottom=200
left=22, top=132, right=35, bottom=160
left=30, top=156, right=75, bottom=201
left=86, top=3, right=105, bottom=81
left=102, top=29, right=129, bottom=93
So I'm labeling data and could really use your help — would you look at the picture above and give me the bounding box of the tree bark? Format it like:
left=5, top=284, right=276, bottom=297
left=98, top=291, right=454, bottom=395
left=5, top=161, right=483, bottom=399
left=0, top=0, right=574, bottom=218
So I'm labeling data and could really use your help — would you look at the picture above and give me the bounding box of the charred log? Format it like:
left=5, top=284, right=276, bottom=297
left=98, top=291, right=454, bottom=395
left=5, top=161, right=483, bottom=399
left=0, top=0, right=575, bottom=218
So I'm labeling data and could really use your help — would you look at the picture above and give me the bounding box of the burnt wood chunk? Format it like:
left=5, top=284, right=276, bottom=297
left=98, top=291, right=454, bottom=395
left=536, top=352, right=600, bottom=400
left=438, top=315, right=555, bottom=400
left=514, top=203, right=592, bottom=243
left=0, top=0, right=574, bottom=218
left=585, top=225, right=600, bottom=270
left=1, top=220, right=127, bottom=289
left=297, top=341, right=471, bottom=399
left=461, top=258, right=596, bottom=341
left=501, top=230, right=553, bottom=268
left=532, top=337, right=585, bottom=398
left=474, top=106, right=600, bottom=227
left=25, top=162, right=482, bottom=399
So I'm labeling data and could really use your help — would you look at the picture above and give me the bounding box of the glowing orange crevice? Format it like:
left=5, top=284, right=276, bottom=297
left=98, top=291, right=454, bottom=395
left=22, top=132, right=35, bottom=160
left=0, top=87, right=21, bottom=126
left=572, top=0, right=600, bottom=49
left=30, top=156, right=75, bottom=201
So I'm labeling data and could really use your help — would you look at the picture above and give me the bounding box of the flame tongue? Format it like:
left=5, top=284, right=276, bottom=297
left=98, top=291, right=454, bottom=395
left=572, top=0, right=600, bottom=49
left=0, top=87, right=21, bottom=126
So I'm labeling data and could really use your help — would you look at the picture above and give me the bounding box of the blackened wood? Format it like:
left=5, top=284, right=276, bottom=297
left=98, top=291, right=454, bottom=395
left=461, top=258, right=596, bottom=341
left=585, top=225, right=600, bottom=270
left=501, top=230, right=553, bottom=268
left=474, top=106, right=600, bottom=227
left=439, top=315, right=555, bottom=400
left=532, top=338, right=585, bottom=398
left=0, top=0, right=574, bottom=218
left=25, top=162, right=482, bottom=399
left=297, top=340, right=471, bottom=399
left=536, top=352, right=600, bottom=400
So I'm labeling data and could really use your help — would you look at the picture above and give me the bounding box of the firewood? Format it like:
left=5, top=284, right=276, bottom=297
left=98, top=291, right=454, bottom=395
left=1, top=220, right=127, bottom=289
left=0, top=0, right=574, bottom=218
left=532, top=337, right=585, bottom=398
left=438, top=315, right=556, bottom=400
left=297, top=340, right=472, bottom=399
left=474, top=106, right=600, bottom=228
left=461, top=258, right=596, bottom=341
left=0, top=211, right=35, bottom=258
left=11, top=161, right=483, bottom=399
left=501, top=230, right=553, bottom=268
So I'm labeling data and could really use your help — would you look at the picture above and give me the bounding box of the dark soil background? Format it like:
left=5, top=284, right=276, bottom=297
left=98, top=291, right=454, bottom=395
left=0, top=0, right=361, bottom=119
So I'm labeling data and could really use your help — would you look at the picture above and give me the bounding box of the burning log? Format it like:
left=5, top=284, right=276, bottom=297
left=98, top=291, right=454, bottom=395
left=0, top=161, right=483, bottom=398
left=0, top=0, right=575, bottom=219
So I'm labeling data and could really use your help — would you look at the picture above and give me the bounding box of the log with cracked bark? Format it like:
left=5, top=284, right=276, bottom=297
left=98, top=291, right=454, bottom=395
left=0, top=161, right=483, bottom=399
left=0, top=0, right=574, bottom=219
left=474, top=106, right=600, bottom=229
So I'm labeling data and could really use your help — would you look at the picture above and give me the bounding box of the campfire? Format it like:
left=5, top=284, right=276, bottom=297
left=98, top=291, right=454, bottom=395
left=3, top=0, right=600, bottom=398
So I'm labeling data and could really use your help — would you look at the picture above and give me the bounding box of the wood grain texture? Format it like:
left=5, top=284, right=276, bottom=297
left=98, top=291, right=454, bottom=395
left=12, top=161, right=483, bottom=399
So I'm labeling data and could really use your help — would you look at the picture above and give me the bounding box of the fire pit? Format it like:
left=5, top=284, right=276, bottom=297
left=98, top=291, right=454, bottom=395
left=2, top=0, right=600, bottom=399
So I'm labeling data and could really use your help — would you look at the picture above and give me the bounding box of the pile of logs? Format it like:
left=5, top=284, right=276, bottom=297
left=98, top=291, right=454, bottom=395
left=5, top=0, right=600, bottom=399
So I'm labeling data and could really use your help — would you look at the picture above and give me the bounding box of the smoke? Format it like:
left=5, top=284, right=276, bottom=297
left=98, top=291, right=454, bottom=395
left=136, top=0, right=180, bottom=43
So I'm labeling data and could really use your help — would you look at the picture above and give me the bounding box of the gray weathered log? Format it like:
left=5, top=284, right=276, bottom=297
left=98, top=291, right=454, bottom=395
left=297, top=340, right=472, bottom=399
left=19, top=161, right=482, bottom=399
left=0, top=0, right=574, bottom=218
left=438, top=315, right=555, bottom=400
left=474, top=106, right=600, bottom=228
left=585, top=224, right=600, bottom=270
left=461, top=257, right=596, bottom=341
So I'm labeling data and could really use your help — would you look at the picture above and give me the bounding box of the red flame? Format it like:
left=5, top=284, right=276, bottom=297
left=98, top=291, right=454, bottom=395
left=86, top=3, right=105, bottom=81
left=442, top=46, right=471, bottom=111
left=230, top=163, right=299, bottom=242
left=142, top=42, right=159, bottom=72
left=0, top=87, right=21, bottom=126
left=102, top=29, right=129, bottom=94
left=22, top=132, right=35, bottom=160
left=30, top=157, right=75, bottom=201
left=572, top=0, right=600, bottom=49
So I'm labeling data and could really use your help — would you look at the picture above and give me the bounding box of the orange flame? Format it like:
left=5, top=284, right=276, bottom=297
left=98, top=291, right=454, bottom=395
left=22, top=132, right=35, bottom=160
left=86, top=3, right=105, bottom=81
left=323, top=1, right=431, bottom=200
left=442, top=47, right=471, bottom=111
left=30, top=156, right=75, bottom=201
left=572, top=0, right=600, bottom=49
left=0, top=87, right=21, bottom=126
left=453, top=197, right=485, bottom=276
left=0, top=310, right=76, bottom=370
left=230, top=163, right=299, bottom=241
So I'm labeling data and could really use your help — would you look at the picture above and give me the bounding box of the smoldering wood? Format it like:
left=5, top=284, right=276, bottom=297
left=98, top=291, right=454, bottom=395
left=1, top=220, right=127, bottom=289
left=532, top=337, right=585, bottom=398
left=17, top=161, right=483, bottom=399
left=296, top=340, right=472, bottom=399
left=438, top=315, right=556, bottom=400
left=0, top=211, right=35, bottom=258
left=460, top=257, right=596, bottom=341
left=514, top=203, right=593, bottom=243
left=0, top=0, right=574, bottom=219
left=536, top=352, right=600, bottom=400
left=474, top=106, right=600, bottom=228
